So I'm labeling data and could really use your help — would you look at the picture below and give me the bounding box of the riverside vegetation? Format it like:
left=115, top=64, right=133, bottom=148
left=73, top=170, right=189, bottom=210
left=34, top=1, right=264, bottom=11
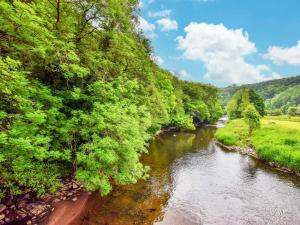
left=221, top=75, right=300, bottom=115
left=216, top=87, right=300, bottom=173
left=0, top=0, right=223, bottom=200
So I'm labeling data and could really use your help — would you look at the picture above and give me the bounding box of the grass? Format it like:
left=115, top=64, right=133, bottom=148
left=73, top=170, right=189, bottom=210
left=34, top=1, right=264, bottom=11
left=216, top=116, right=300, bottom=173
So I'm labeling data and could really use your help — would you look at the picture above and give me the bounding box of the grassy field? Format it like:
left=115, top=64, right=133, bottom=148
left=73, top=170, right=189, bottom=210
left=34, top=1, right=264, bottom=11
left=216, top=116, right=300, bottom=173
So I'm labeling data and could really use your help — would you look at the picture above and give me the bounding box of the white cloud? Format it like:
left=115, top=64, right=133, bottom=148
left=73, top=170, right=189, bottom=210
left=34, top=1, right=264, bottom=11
left=271, top=72, right=282, bottom=79
left=157, top=18, right=178, bottom=32
left=148, top=9, right=171, bottom=18
left=151, top=54, right=164, bottom=65
left=139, top=1, right=143, bottom=8
left=177, top=22, right=276, bottom=84
left=137, top=16, right=156, bottom=39
left=148, top=0, right=155, bottom=3
left=177, top=70, right=191, bottom=79
left=265, top=41, right=300, bottom=66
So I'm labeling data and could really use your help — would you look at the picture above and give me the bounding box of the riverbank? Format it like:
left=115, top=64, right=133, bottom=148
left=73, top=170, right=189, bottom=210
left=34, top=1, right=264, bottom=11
left=216, top=141, right=297, bottom=175
left=68, top=126, right=300, bottom=225
left=0, top=125, right=197, bottom=225
left=0, top=179, right=86, bottom=225
left=43, top=192, right=90, bottom=225
left=215, top=116, right=300, bottom=175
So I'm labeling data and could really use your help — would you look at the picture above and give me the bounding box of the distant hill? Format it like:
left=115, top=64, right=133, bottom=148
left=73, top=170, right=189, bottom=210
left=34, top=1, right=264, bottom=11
left=220, top=75, right=300, bottom=113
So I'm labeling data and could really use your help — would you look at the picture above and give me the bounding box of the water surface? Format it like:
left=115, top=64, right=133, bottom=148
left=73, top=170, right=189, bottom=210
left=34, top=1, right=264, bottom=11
left=78, top=127, right=300, bottom=225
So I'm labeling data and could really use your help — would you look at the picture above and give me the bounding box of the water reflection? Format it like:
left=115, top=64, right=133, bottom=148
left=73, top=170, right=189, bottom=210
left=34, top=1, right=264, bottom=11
left=77, top=127, right=300, bottom=225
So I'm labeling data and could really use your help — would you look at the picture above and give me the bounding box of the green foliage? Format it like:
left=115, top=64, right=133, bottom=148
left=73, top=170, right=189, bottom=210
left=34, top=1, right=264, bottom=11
left=288, top=106, right=300, bottom=116
left=216, top=117, right=300, bottom=173
left=227, top=88, right=265, bottom=119
left=215, top=133, right=237, bottom=146
left=221, top=76, right=300, bottom=114
left=242, top=104, right=260, bottom=136
left=266, top=109, right=283, bottom=116
left=180, top=80, right=223, bottom=123
left=215, top=119, right=249, bottom=147
left=0, top=57, right=65, bottom=196
left=265, top=85, right=300, bottom=113
left=169, top=115, right=195, bottom=130
left=0, top=0, right=222, bottom=198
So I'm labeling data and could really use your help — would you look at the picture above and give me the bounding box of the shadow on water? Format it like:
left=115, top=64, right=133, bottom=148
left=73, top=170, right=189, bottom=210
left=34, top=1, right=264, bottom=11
left=76, top=126, right=300, bottom=225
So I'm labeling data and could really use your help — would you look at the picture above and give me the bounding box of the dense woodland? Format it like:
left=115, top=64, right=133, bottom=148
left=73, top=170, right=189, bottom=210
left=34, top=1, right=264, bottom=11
left=221, top=75, right=300, bottom=115
left=0, top=0, right=223, bottom=199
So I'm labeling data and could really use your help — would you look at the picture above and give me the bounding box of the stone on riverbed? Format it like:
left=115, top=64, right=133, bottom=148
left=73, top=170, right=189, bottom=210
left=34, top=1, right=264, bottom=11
left=0, top=205, right=6, bottom=213
left=72, top=183, right=78, bottom=189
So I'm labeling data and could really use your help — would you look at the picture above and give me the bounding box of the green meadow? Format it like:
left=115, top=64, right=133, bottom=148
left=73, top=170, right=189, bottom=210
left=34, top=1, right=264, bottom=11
left=216, top=116, right=300, bottom=172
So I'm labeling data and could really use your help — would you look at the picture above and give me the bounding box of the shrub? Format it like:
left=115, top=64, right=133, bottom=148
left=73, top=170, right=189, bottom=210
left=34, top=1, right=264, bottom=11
left=266, top=109, right=283, bottom=116
left=242, top=104, right=260, bottom=136
left=288, top=107, right=300, bottom=116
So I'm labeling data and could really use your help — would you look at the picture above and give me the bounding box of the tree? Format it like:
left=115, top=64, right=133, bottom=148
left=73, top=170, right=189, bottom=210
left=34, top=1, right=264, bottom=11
left=242, top=104, right=261, bottom=136
left=267, top=85, right=300, bottom=114
left=221, top=76, right=300, bottom=114
left=227, top=88, right=265, bottom=119
left=288, top=106, right=300, bottom=116
left=249, top=89, right=265, bottom=116
left=0, top=0, right=223, bottom=199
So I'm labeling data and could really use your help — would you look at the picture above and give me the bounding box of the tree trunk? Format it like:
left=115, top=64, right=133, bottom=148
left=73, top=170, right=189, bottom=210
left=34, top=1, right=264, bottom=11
left=56, top=0, right=60, bottom=30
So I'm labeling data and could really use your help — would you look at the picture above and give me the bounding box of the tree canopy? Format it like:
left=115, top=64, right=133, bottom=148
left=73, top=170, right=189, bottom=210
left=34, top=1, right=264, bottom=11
left=0, top=0, right=222, bottom=198
left=221, top=76, right=300, bottom=115
left=242, top=104, right=260, bottom=136
left=265, top=85, right=300, bottom=114
left=227, top=88, right=265, bottom=119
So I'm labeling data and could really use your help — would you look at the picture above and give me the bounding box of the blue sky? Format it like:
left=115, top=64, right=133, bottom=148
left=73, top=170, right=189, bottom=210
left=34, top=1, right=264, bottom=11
left=138, top=0, right=300, bottom=87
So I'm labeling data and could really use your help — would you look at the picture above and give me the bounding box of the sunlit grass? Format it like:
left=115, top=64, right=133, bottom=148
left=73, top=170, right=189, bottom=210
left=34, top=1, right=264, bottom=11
left=262, top=116, right=300, bottom=130
left=216, top=116, right=300, bottom=172
left=215, top=119, right=249, bottom=146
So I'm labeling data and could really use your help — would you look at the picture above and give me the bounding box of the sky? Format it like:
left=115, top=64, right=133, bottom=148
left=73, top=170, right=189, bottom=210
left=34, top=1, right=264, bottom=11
left=137, top=0, right=300, bottom=87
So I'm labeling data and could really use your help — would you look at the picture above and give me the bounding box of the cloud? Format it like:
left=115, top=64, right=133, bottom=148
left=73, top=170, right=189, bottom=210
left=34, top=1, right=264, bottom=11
left=157, top=18, right=178, bottom=32
left=271, top=72, right=282, bottom=79
left=137, top=16, right=156, bottom=39
left=177, top=70, right=191, bottom=79
left=177, top=22, right=276, bottom=84
left=139, top=1, right=143, bottom=8
left=151, top=54, right=164, bottom=65
left=264, top=41, right=300, bottom=66
left=148, top=9, right=171, bottom=18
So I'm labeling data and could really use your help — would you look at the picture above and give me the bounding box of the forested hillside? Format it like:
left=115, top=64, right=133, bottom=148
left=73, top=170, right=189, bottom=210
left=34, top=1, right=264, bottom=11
left=221, top=75, right=300, bottom=113
left=0, top=0, right=223, bottom=199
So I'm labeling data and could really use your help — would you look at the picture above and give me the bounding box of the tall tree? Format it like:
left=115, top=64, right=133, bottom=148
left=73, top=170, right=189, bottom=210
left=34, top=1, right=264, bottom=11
left=227, top=88, right=265, bottom=119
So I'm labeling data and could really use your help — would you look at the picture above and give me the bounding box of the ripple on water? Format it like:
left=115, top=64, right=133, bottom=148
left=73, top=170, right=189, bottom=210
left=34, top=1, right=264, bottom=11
left=77, top=127, right=300, bottom=225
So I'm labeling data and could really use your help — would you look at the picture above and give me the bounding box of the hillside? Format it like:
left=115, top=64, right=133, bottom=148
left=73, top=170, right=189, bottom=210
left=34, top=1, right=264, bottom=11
left=221, top=75, right=300, bottom=113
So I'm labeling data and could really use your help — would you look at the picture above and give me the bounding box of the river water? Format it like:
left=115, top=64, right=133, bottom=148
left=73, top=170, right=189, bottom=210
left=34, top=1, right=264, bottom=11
left=77, top=126, right=300, bottom=225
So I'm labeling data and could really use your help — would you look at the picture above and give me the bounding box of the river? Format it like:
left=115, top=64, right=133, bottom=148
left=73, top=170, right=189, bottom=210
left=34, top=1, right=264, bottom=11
left=75, top=126, right=300, bottom=225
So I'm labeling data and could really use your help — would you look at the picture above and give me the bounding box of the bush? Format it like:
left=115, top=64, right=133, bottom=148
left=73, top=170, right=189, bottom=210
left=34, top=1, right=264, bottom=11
left=288, top=106, right=300, bottom=116
left=215, top=133, right=237, bottom=145
left=242, top=104, right=260, bottom=136
left=266, top=109, right=283, bottom=116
